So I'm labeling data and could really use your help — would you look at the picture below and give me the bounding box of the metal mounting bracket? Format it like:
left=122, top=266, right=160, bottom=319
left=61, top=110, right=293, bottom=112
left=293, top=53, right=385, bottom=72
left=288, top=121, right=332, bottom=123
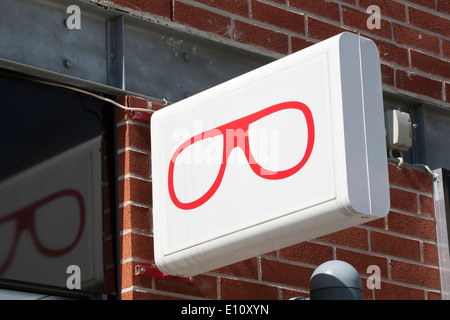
left=131, top=110, right=152, bottom=123
left=135, top=264, right=195, bottom=284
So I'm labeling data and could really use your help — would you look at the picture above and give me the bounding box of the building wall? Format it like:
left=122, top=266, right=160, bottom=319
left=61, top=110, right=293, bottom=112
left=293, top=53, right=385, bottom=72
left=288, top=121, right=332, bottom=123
left=92, top=0, right=450, bottom=105
left=116, top=97, right=440, bottom=300
left=94, top=0, right=450, bottom=299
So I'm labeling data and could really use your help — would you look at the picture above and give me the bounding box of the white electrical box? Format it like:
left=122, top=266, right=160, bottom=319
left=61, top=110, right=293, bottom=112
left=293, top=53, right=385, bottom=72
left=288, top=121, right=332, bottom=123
left=385, top=109, right=412, bottom=153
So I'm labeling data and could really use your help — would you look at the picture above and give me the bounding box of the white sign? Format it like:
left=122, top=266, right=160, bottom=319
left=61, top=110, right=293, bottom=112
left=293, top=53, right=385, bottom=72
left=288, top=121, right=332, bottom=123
left=151, top=32, right=390, bottom=277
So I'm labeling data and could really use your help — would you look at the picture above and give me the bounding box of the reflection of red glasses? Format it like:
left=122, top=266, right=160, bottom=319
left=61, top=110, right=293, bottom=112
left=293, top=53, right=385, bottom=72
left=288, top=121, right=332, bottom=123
left=0, top=189, right=86, bottom=276
left=168, top=101, right=315, bottom=210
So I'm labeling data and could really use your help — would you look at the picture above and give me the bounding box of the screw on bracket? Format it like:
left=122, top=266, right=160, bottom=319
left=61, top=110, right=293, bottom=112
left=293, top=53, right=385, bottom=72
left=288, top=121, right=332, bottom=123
left=131, top=110, right=152, bottom=122
left=183, top=53, right=191, bottom=62
left=64, top=59, right=73, bottom=68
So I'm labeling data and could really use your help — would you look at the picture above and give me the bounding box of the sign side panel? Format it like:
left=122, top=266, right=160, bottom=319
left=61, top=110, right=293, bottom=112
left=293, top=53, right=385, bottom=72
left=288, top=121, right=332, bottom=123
left=151, top=111, right=165, bottom=271
left=338, top=33, right=371, bottom=215
left=359, top=37, right=390, bottom=217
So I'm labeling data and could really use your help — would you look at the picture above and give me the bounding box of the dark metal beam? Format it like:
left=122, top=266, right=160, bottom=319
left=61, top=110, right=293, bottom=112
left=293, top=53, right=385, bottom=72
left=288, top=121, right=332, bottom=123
left=0, top=0, right=274, bottom=102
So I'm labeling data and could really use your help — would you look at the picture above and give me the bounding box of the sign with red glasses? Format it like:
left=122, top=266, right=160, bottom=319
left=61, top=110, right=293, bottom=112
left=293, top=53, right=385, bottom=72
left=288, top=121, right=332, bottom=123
left=151, top=33, right=390, bottom=277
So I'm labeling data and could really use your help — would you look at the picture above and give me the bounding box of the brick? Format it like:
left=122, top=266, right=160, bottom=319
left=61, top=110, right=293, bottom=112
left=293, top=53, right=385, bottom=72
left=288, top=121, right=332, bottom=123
left=438, top=0, right=450, bottom=14
left=362, top=216, right=386, bottom=230
left=220, top=277, right=278, bottom=300
left=359, top=0, right=407, bottom=22
left=234, top=20, right=289, bottom=54
left=211, top=258, right=259, bottom=279
left=389, top=187, right=418, bottom=213
left=427, top=291, right=442, bottom=300
left=121, top=291, right=133, bottom=300
left=317, top=226, right=369, bottom=250
left=194, top=0, right=249, bottom=17
left=388, top=163, right=433, bottom=193
left=407, top=0, right=436, bottom=10
left=395, top=69, right=443, bottom=101
left=121, top=96, right=155, bottom=121
left=289, top=0, right=340, bottom=21
left=410, top=50, right=450, bottom=79
left=306, top=17, right=349, bottom=41
left=370, top=38, right=409, bottom=66
left=260, top=257, right=314, bottom=289
left=408, top=7, right=450, bottom=38
left=380, top=63, right=395, bottom=86
left=291, top=36, right=315, bottom=52
left=120, top=232, right=154, bottom=261
left=116, top=107, right=133, bottom=123
left=118, top=177, right=152, bottom=206
left=121, top=232, right=132, bottom=261
left=126, top=95, right=151, bottom=110
left=419, top=195, right=434, bottom=217
left=374, top=281, right=425, bottom=300
left=370, top=231, right=422, bottom=261
left=129, top=232, right=153, bottom=261
left=390, top=259, right=440, bottom=289
left=335, top=248, right=389, bottom=277
left=280, top=288, right=309, bottom=300
left=251, top=0, right=305, bottom=34
left=264, top=250, right=277, bottom=258
left=422, top=242, right=439, bottom=265
left=279, top=241, right=333, bottom=265
left=117, top=122, right=150, bottom=151
left=156, top=274, right=218, bottom=299
left=119, top=203, right=151, bottom=232
left=173, top=1, right=232, bottom=38
left=387, top=211, right=436, bottom=240
left=117, top=149, right=149, bottom=178
left=444, top=39, right=450, bottom=59
left=393, top=24, right=440, bottom=54
left=342, top=6, right=392, bottom=39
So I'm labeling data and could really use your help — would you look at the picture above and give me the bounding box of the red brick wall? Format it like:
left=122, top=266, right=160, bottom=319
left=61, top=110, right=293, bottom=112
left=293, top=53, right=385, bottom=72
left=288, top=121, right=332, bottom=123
left=92, top=0, right=450, bottom=104
left=115, top=96, right=441, bottom=300
left=93, top=0, right=450, bottom=299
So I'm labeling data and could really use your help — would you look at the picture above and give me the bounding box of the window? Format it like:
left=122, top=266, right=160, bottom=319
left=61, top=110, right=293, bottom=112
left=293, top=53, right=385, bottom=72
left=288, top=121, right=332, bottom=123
left=0, top=74, right=117, bottom=299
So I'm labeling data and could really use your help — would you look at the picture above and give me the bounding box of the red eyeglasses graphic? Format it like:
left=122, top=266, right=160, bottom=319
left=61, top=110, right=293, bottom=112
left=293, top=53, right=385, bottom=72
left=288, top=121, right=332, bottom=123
left=168, top=101, right=315, bottom=210
left=0, top=189, right=86, bottom=276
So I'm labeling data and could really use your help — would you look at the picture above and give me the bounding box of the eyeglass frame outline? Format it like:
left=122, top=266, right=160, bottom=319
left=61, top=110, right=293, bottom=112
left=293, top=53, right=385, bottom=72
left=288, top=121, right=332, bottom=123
left=167, top=101, right=315, bottom=210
